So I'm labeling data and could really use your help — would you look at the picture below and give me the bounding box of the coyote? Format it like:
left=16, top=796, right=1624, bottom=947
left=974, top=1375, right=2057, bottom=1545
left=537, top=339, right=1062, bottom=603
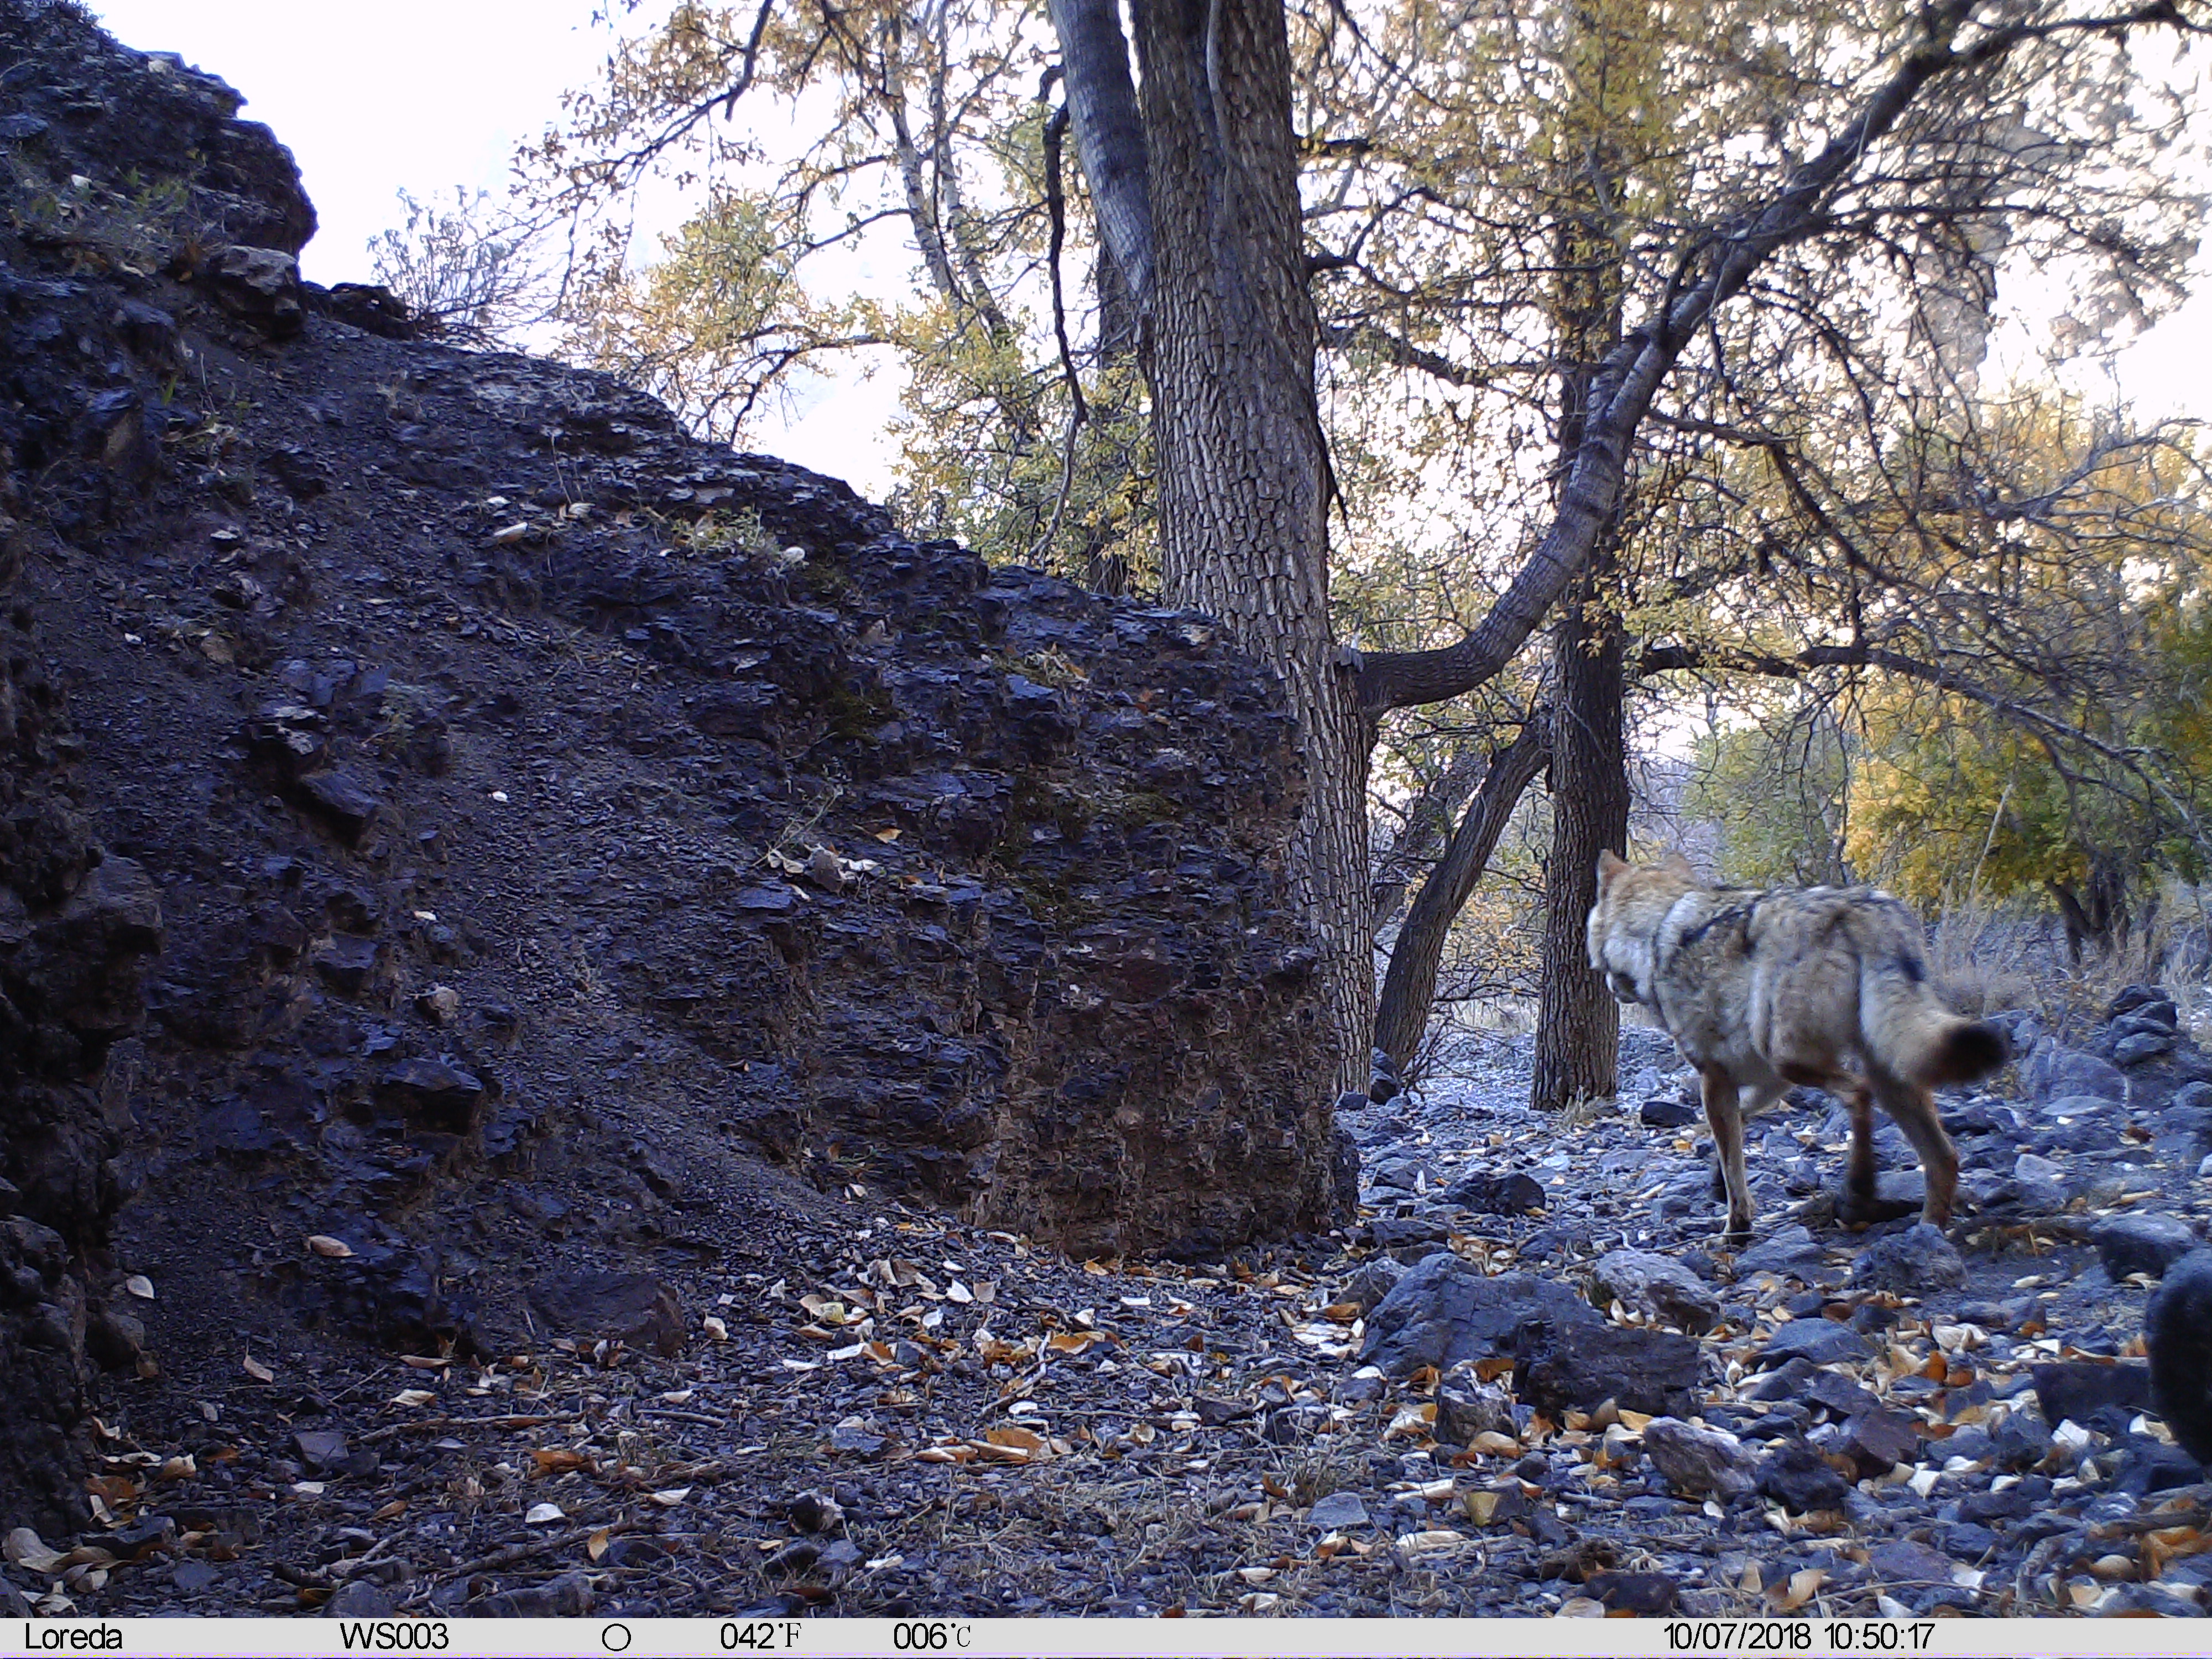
left=1585, top=851, right=2006, bottom=1242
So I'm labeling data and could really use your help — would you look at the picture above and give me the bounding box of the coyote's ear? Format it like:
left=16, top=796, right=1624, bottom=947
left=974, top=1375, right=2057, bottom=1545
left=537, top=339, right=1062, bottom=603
left=1659, top=849, right=1695, bottom=879
left=1595, top=849, right=1628, bottom=886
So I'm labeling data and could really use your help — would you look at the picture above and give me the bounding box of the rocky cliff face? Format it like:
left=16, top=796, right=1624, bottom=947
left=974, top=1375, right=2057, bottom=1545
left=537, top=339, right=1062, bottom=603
left=0, top=0, right=1335, bottom=1529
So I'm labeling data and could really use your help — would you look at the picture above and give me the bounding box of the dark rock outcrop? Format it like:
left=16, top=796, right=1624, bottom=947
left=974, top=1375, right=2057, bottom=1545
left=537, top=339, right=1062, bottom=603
left=0, top=0, right=1343, bottom=1505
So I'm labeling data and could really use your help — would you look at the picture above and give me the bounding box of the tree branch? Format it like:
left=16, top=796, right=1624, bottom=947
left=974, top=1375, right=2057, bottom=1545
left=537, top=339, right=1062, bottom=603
left=1352, top=0, right=2188, bottom=719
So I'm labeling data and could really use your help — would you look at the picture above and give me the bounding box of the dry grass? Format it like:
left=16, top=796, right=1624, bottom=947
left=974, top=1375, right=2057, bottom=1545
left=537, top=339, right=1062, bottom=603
left=1927, top=884, right=2212, bottom=1052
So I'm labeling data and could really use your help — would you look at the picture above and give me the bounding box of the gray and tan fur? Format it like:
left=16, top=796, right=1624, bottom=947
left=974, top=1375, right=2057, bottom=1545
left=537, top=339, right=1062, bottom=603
left=1586, top=850, right=2006, bottom=1242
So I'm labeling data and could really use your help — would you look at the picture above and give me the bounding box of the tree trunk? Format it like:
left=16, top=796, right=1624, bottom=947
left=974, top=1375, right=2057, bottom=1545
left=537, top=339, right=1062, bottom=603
left=1125, top=0, right=1371, bottom=1093
left=1371, top=740, right=1491, bottom=928
left=1532, top=569, right=1630, bottom=1111
left=1374, top=714, right=1551, bottom=1076
left=1048, top=0, right=1155, bottom=311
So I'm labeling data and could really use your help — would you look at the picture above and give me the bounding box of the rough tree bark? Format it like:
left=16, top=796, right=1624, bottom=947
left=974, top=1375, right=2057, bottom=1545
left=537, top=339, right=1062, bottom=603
left=1072, top=0, right=1374, bottom=1093
left=1532, top=570, right=1630, bottom=1109
left=1528, top=55, right=1631, bottom=1111
left=1374, top=715, right=1550, bottom=1075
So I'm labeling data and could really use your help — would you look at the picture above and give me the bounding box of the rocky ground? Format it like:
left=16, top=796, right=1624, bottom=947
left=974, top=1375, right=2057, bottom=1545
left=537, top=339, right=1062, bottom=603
left=8, top=1000, right=2212, bottom=1620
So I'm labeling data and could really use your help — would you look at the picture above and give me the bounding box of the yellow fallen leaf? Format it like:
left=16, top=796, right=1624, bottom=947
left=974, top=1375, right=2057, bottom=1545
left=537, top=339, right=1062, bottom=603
left=873, top=828, right=901, bottom=843
left=588, top=1528, right=611, bottom=1563
left=985, top=1426, right=1045, bottom=1452
left=1776, top=1567, right=1825, bottom=1610
left=390, top=1389, right=436, bottom=1408
left=531, top=1449, right=591, bottom=1476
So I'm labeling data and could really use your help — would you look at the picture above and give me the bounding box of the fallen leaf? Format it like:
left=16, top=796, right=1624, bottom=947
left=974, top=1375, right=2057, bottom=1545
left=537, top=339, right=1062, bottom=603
left=1775, top=1567, right=1825, bottom=1610
left=588, top=1528, right=611, bottom=1563
left=399, top=1354, right=451, bottom=1371
left=1384, top=1403, right=1436, bottom=1440
left=4, top=1527, right=64, bottom=1574
left=649, top=1487, right=691, bottom=1507
left=985, top=1426, right=1046, bottom=1453
left=531, top=1449, right=591, bottom=1477
left=1395, top=1530, right=1469, bottom=1558
left=241, top=1355, right=273, bottom=1384
left=873, top=828, right=901, bottom=843
left=703, top=1316, right=729, bottom=1341
left=390, top=1389, right=436, bottom=1408
left=123, top=1275, right=155, bottom=1301
left=305, top=1235, right=354, bottom=1259
left=525, top=1503, right=565, bottom=1525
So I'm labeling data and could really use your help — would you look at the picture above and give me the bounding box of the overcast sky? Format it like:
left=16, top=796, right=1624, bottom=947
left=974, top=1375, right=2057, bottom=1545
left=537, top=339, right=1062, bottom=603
left=89, top=1, right=2212, bottom=499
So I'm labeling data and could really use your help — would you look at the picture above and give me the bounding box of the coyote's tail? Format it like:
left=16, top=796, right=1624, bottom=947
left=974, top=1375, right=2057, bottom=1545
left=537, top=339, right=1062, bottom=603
left=1859, top=949, right=2007, bottom=1087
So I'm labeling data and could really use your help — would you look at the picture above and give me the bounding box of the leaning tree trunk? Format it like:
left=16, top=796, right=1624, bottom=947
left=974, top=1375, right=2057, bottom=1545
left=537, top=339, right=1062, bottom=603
left=1374, top=714, right=1551, bottom=1076
left=1532, top=567, right=1630, bottom=1110
left=1125, top=0, right=1372, bottom=1094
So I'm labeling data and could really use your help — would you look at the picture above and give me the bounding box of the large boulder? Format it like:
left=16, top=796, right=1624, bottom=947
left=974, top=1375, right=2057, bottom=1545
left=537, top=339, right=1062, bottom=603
left=1359, top=1254, right=1597, bottom=1377
left=1589, top=1248, right=1721, bottom=1334
left=1642, top=1417, right=1758, bottom=1499
left=2093, top=1213, right=2199, bottom=1281
left=2147, top=1250, right=2212, bottom=1464
left=2021, top=1040, right=2126, bottom=1104
left=1514, top=1317, right=1703, bottom=1419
